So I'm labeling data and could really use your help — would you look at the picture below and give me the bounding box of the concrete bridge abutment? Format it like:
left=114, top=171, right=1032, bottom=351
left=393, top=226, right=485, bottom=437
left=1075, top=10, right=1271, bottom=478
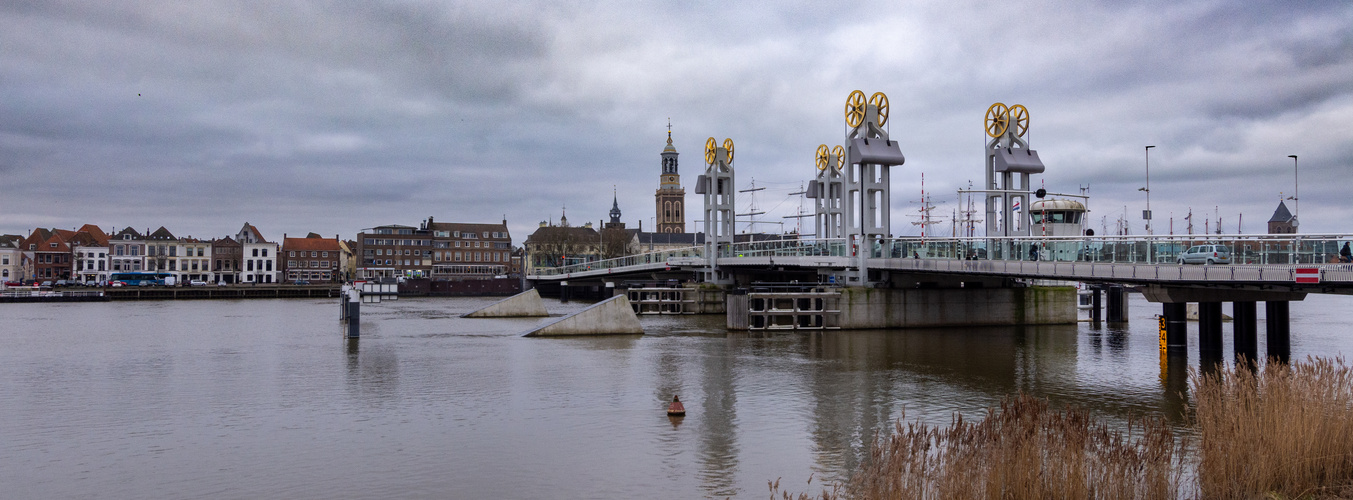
left=830, top=285, right=1077, bottom=329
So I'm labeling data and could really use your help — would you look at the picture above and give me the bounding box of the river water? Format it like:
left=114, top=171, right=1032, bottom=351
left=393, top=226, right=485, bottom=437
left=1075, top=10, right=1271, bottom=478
left=2, top=293, right=1351, bottom=499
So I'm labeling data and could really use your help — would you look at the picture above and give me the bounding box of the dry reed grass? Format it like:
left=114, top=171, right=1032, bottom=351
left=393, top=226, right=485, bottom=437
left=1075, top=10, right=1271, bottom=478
left=770, top=394, right=1184, bottom=499
left=772, top=357, right=1353, bottom=499
left=1192, top=357, right=1353, bottom=499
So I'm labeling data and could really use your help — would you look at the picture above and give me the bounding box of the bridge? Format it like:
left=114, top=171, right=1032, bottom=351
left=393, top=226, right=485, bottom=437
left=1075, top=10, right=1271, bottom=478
left=524, top=91, right=1345, bottom=364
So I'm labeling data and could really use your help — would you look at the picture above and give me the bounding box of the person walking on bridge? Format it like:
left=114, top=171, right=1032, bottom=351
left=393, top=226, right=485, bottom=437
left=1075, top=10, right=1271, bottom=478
left=1340, top=242, right=1351, bottom=263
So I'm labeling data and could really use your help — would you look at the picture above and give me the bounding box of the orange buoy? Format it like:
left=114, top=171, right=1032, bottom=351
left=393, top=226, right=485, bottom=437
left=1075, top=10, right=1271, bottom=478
left=667, top=395, right=685, bottom=417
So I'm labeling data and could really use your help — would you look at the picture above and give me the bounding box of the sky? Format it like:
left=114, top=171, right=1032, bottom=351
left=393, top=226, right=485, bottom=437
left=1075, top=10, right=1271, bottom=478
left=2, top=0, right=1351, bottom=243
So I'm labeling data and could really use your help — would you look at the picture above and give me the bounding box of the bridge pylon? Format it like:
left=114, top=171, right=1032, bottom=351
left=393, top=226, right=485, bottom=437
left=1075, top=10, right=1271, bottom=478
left=696, top=137, right=736, bottom=284
left=983, top=103, right=1046, bottom=238
left=808, top=144, right=847, bottom=240
left=842, top=90, right=906, bottom=285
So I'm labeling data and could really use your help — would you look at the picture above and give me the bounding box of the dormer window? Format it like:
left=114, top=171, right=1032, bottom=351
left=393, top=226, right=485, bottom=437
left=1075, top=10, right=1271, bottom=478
left=123, top=234, right=131, bottom=240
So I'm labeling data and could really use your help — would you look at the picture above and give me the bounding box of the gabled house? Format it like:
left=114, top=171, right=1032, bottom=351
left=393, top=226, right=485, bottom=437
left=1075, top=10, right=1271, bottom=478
left=21, top=228, right=73, bottom=281
left=235, top=223, right=278, bottom=284
left=110, top=227, right=146, bottom=273
left=68, top=224, right=110, bottom=284
left=0, top=234, right=25, bottom=284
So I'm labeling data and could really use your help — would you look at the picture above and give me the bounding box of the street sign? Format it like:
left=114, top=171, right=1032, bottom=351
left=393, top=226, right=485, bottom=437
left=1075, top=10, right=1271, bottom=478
left=1295, top=268, right=1321, bottom=284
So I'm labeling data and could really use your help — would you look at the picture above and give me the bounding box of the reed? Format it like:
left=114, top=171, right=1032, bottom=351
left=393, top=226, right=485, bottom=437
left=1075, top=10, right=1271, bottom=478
left=1192, top=357, right=1353, bottom=498
left=771, top=394, right=1184, bottom=499
left=773, top=358, right=1353, bottom=499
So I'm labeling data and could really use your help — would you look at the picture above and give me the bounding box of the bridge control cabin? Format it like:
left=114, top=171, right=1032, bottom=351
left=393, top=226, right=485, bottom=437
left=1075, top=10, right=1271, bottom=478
left=1027, top=199, right=1089, bottom=262
left=1028, top=199, right=1088, bottom=237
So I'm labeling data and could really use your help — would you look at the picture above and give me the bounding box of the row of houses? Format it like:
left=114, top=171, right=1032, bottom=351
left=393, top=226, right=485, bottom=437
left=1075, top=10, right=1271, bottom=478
left=0, top=217, right=524, bottom=286
left=0, top=223, right=351, bottom=285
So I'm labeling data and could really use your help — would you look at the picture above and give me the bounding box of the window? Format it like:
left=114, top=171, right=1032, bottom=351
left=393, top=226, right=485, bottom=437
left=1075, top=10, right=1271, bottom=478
left=169, top=246, right=177, bottom=256
left=252, top=248, right=259, bottom=257
left=289, top=251, right=295, bottom=257
left=453, top=231, right=460, bottom=238
left=262, top=249, right=268, bottom=257
left=2, top=270, right=8, bottom=278
left=248, top=260, right=255, bottom=271
left=482, top=232, right=488, bottom=238
left=197, top=248, right=205, bottom=257
left=266, top=261, right=272, bottom=271
left=311, top=261, right=318, bottom=268
left=322, top=251, right=328, bottom=258
left=1, top=257, right=6, bottom=265
left=310, top=251, right=317, bottom=258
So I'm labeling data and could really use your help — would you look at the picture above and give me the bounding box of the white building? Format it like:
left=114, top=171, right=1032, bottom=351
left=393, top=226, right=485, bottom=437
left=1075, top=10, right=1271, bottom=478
left=0, top=234, right=22, bottom=285
left=236, top=223, right=279, bottom=284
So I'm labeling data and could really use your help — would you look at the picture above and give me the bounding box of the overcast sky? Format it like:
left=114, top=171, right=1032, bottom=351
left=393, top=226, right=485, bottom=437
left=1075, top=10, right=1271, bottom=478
left=3, top=0, right=1350, bottom=242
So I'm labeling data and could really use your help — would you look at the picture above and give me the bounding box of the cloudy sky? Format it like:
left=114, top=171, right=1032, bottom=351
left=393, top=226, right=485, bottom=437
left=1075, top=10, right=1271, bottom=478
left=2, top=0, right=1350, bottom=242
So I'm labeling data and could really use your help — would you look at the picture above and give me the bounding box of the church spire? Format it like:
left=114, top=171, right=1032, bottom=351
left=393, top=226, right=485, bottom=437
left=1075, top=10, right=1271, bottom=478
left=609, top=187, right=622, bottom=224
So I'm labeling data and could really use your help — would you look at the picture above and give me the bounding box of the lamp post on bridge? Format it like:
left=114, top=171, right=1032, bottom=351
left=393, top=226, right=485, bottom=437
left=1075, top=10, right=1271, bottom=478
left=1141, top=145, right=1155, bottom=235
left=1288, top=155, right=1298, bottom=226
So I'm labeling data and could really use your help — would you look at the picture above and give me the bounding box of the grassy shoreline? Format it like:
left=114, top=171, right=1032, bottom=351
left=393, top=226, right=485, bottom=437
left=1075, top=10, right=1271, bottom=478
left=774, top=357, right=1353, bottom=499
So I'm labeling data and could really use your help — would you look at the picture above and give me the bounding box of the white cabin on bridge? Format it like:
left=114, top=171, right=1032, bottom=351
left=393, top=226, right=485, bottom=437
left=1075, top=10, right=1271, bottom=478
left=1029, top=199, right=1088, bottom=237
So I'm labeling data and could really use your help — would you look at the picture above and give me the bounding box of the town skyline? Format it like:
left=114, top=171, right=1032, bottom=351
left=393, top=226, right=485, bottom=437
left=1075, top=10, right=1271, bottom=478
left=3, top=1, right=1351, bottom=240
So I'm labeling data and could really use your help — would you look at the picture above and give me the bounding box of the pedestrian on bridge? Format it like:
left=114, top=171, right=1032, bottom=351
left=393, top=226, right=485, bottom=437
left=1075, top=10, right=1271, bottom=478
left=1340, top=242, right=1351, bottom=263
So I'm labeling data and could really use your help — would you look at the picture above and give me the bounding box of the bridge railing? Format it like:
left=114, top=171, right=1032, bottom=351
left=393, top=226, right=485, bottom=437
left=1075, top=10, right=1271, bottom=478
left=876, top=234, right=1353, bottom=266
left=718, top=238, right=850, bottom=258
left=528, top=246, right=705, bottom=276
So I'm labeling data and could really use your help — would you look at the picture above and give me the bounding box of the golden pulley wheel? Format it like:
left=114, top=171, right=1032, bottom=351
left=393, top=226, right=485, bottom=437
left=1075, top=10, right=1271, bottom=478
left=870, top=92, right=889, bottom=126
left=844, top=90, right=867, bottom=128
left=723, top=138, right=735, bottom=163
left=704, top=137, right=717, bottom=165
left=815, top=144, right=829, bottom=170
left=985, top=102, right=1010, bottom=138
left=831, top=145, right=845, bottom=169
left=1009, top=104, right=1029, bottom=137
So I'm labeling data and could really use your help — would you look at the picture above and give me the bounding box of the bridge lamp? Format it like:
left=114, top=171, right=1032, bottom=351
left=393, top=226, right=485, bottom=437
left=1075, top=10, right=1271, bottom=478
left=1144, top=146, right=1155, bottom=235
left=1288, top=155, right=1298, bottom=223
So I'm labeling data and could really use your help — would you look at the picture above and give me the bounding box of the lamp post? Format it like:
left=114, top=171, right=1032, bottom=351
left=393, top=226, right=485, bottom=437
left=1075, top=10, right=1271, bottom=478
left=1143, top=145, right=1155, bottom=235
left=1288, top=154, right=1298, bottom=223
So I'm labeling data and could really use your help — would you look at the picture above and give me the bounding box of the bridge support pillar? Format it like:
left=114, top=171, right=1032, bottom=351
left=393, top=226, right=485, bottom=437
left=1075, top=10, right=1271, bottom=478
left=1090, top=288, right=1102, bottom=326
left=1232, top=301, right=1258, bottom=365
left=1265, top=300, right=1290, bottom=363
left=560, top=281, right=569, bottom=303
left=1105, top=285, right=1128, bottom=324
left=1162, top=302, right=1187, bottom=354
left=1198, top=301, right=1224, bottom=365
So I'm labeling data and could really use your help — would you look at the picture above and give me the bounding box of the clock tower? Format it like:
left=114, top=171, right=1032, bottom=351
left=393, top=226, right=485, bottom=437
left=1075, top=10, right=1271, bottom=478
left=655, top=122, right=686, bottom=233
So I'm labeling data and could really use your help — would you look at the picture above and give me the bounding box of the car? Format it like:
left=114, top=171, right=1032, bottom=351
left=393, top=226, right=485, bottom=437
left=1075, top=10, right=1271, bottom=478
left=111, top=281, right=125, bottom=287
left=41, top=281, right=53, bottom=287
left=1177, top=244, right=1232, bottom=265
left=217, top=281, right=228, bottom=286
left=294, top=280, right=310, bottom=285
left=189, top=280, right=208, bottom=286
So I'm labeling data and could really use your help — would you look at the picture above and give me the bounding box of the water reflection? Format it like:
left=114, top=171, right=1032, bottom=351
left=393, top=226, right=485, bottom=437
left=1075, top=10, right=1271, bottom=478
left=697, top=337, right=740, bottom=498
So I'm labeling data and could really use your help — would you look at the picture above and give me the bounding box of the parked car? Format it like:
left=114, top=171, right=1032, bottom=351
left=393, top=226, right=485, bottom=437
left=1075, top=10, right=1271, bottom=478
left=41, top=281, right=53, bottom=287
left=189, top=280, right=208, bottom=286
left=111, top=281, right=125, bottom=287
left=1178, top=244, right=1232, bottom=265
left=294, top=280, right=310, bottom=285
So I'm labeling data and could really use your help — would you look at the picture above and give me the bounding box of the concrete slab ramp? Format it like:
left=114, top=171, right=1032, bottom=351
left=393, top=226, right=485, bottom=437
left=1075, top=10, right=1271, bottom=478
left=522, top=295, right=644, bottom=337
left=461, top=288, right=549, bottom=318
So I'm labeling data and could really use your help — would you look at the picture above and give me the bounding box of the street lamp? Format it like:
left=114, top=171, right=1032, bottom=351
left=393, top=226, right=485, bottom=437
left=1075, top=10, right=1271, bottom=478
left=1288, top=155, right=1298, bottom=224
left=1142, top=145, right=1155, bottom=235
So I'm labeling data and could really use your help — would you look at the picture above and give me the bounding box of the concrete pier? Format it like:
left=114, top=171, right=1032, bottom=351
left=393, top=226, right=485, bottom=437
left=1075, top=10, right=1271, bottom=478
left=461, top=289, right=549, bottom=318
left=523, top=295, right=644, bottom=337
left=1232, top=301, right=1258, bottom=364
left=1198, top=301, right=1224, bottom=359
left=1162, top=302, right=1187, bottom=354
left=1266, top=300, right=1290, bottom=363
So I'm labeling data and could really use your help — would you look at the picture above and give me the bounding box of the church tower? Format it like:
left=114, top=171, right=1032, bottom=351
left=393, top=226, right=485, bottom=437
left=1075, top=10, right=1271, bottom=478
left=655, top=122, right=686, bottom=233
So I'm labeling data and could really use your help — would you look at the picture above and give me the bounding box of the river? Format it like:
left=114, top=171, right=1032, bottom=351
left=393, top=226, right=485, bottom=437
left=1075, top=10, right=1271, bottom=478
left=2, top=293, right=1351, bottom=499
